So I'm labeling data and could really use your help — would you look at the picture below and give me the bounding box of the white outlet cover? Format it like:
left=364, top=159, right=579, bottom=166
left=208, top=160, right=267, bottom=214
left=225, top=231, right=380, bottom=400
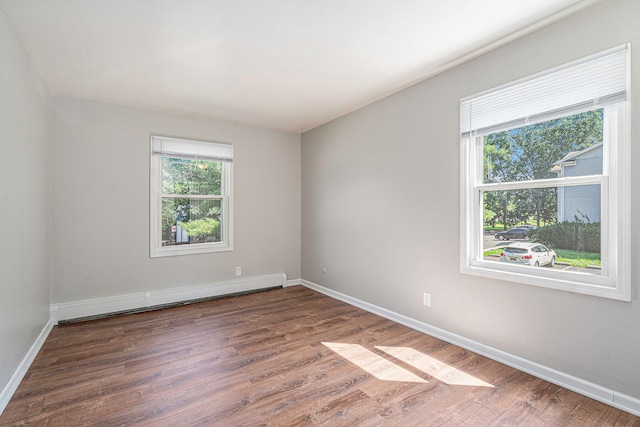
left=423, top=293, right=431, bottom=307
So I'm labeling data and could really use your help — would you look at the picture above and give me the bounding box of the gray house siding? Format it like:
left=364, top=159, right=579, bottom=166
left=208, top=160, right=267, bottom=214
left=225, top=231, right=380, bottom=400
left=558, top=184, right=600, bottom=223
left=555, top=144, right=602, bottom=223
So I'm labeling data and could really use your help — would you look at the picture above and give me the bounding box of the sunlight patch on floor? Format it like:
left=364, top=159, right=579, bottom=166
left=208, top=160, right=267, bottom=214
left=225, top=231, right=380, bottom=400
left=375, top=346, right=494, bottom=387
left=322, top=342, right=493, bottom=387
left=322, top=342, right=428, bottom=383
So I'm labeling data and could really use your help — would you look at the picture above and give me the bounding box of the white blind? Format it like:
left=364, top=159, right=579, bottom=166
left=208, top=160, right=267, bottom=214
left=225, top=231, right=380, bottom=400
left=461, top=45, right=628, bottom=137
left=151, top=136, right=234, bottom=162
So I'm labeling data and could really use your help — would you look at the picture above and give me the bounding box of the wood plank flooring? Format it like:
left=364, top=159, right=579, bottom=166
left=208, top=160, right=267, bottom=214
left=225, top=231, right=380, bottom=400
left=1, top=285, right=638, bottom=426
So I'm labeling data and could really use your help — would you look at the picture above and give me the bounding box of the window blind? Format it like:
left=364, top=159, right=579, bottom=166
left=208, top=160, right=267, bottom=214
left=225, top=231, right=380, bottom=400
left=151, top=136, right=234, bottom=162
left=460, top=45, right=628, bottom=137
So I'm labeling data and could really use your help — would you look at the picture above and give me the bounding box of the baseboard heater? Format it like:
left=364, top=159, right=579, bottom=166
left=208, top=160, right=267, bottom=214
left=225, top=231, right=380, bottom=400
left=52, top=273, right=287, bottom=324
left=58, top=286, right=281, bottom=324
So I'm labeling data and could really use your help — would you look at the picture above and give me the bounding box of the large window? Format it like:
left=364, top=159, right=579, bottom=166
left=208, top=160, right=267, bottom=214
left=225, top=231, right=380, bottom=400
left=150, top=136, right=233, bottom=257
left=460, top=46, right=630, bottom=300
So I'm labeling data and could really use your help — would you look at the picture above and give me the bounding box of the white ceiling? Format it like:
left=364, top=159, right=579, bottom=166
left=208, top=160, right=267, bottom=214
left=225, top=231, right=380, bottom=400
left=2, top=0, right=597, bottom=133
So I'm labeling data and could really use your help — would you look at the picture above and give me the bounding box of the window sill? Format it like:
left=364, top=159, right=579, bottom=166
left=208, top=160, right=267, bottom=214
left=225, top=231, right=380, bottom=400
left=461, top=261, right=630, bottom=301
left=150, top=242, right=233, bottom=258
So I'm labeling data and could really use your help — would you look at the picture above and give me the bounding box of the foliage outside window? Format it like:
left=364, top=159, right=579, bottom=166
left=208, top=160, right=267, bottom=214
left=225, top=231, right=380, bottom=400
left=150, top=136, right=233, bottom=257
left=460, top=46, right=630, bottom=300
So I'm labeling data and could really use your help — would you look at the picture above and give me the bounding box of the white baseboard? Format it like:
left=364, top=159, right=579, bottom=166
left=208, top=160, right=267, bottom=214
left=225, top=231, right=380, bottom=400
left=298, top=279, right=640, bottom=417
left=285, top=278, right=303, bottom=287
left=0, top=319, right=54, bottom=416
left=53, top=273, right=287, bottom=323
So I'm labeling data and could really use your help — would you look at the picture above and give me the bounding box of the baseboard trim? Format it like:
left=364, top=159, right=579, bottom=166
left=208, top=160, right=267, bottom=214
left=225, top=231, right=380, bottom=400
left=0, top=319, right=54, bottom=416
left=285, top=278, right=303, bottom=287
left=299, top=279, right=640, bottom=417
left=53, top=273, right=287, bottom=323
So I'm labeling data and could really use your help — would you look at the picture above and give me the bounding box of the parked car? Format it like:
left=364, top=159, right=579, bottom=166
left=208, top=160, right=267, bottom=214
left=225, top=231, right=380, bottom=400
left=494, top=228, right=529, bottom=240
left=514, top=225, right=536, bottom=231
left=500, top=242, right=556, bottom=267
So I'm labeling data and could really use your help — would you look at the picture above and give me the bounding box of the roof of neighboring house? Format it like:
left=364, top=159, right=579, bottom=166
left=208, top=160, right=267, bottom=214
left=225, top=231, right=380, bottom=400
left=550, top=142, right=603, bottom=174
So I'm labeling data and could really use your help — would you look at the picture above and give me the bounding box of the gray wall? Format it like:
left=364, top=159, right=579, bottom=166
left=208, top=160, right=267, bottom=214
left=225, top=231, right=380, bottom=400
left=0, top=11, right=52, bottom=390
left=301, top=0, right=640, bottom=398
left=52, top=98, right=301, bottom=303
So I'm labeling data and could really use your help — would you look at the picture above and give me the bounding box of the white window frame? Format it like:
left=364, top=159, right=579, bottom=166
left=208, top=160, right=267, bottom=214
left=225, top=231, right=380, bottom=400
left=150, top=135, right=234, bottom=258
left=460, top=47, right=631, bottom=301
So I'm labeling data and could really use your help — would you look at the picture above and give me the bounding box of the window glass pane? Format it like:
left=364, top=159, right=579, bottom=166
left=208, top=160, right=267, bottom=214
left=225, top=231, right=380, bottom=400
left=162, top=157, right=221, bottom=195
left=483, top=187, right=601, bottom=275
left=557, top=184, right=601, bottom=223
left=483, top=188, right=558, bottom=229
left=161, top=198, right=222, bottom=246
left=483, top=110, right=603, bottom=184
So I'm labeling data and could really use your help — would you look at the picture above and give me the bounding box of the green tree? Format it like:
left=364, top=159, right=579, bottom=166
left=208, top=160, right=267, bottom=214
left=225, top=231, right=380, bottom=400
left=483, top=207, right=497, bottom=226
left=161, top=158, right=222, bottom=243
left=483, top=109, right=603, bottom=228
left=178, top=218, right=220, bottom=242
left=483, top=191, right=512, bottom=229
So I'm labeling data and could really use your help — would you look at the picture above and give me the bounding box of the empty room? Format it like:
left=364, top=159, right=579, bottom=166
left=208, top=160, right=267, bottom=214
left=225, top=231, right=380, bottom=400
left=1, top=0, right=639, bottom=425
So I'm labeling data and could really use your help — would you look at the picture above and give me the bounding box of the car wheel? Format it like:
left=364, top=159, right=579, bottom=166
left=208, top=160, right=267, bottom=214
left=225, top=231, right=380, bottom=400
left=549, top=256, right=555, bottom=267
left=534, top=261, right=539, bottom=267
left=498, top=235, right=505, bottom=240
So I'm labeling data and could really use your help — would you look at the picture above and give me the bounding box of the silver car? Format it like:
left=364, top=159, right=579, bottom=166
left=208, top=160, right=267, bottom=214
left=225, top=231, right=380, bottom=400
left=499, top=242, right=556, bottom=267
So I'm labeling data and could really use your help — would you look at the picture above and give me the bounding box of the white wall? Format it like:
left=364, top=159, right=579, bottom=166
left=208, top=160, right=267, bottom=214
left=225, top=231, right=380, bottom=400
left=0, top=10, right=52, bottom=390
left=52, top=98, right=300, bottom=303
left=301, top=0, right=640, bottom=399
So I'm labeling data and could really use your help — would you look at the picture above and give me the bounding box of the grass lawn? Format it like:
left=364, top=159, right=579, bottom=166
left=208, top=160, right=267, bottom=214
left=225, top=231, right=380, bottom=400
left=554, top=249, right=600, bottom=267
left=484, top=224, right=509, bottom=232
left=483, top=222, right=539, bottom=232
left=484, top=248, right=502, bottom=257
left=483, top=247, right=600, bottom=268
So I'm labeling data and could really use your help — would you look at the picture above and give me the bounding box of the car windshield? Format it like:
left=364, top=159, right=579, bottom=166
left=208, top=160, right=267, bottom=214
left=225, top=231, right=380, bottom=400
left=504, top=247, right=528, bottom=254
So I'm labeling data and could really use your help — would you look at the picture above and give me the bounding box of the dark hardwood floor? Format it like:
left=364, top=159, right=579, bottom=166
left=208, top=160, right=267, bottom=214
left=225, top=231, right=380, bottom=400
left=1, top=285, right=638, bottom=426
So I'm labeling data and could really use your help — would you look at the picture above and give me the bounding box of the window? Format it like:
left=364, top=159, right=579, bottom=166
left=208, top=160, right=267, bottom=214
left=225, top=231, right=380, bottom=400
left=460, top=45, right=630, bottom=300
left=150, top=136, right=233, bottom=257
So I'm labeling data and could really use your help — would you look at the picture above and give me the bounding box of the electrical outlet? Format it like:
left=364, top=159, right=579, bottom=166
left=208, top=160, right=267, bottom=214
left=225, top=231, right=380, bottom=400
left=235, top=266, right=242, bottom=276
left=423, top=293, right=431, bottom=307
left=322, top=267, right=327, bottom=274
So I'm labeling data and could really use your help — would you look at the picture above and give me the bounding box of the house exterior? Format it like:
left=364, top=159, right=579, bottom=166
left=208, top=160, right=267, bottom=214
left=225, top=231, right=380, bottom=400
left=552, top=143, right=602, bottom=223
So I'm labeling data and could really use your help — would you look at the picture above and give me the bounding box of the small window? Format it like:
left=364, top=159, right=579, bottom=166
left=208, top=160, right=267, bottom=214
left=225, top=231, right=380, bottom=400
left=460, top=46, right=630, bottom=300
left=150, top=136, right=233, bottom=257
